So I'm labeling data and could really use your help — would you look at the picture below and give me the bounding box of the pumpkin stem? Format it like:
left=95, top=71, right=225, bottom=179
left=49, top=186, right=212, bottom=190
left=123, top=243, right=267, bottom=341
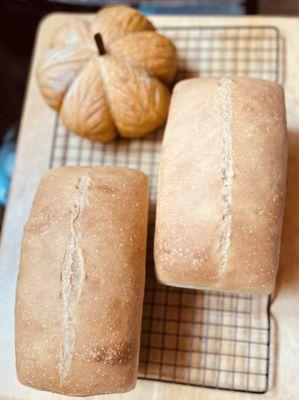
left=94, top=33, right=106, bottom=56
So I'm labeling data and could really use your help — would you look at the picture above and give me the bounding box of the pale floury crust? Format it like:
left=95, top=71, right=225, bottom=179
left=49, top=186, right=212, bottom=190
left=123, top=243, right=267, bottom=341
left=15, top=166, right=149, bottom=396
left=155, top=77, right=288, bottom=294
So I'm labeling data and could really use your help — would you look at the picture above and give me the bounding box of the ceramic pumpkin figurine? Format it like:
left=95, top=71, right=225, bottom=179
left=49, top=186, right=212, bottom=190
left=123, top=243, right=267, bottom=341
left=37, top=6, right=178, bottom=142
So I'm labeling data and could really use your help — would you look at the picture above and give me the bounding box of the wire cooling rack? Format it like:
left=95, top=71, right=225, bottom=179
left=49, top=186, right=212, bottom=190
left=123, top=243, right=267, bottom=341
left=49, top=25, right=280, bottom=393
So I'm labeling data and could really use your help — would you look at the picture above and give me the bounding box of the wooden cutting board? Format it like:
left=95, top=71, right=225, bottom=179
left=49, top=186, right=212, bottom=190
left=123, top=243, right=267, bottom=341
left=0, top=14, right=299, bottom=400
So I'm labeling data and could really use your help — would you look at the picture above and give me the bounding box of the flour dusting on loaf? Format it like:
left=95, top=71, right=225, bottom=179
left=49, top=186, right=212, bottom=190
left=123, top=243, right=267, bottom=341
left=219, top=77, right=233, bottom=276
left=59, top=175, right=91, bottom=386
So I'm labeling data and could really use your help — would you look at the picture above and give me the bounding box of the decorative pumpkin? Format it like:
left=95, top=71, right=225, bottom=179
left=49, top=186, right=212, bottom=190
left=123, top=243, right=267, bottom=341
left=37, top=6, right=178, bottom=142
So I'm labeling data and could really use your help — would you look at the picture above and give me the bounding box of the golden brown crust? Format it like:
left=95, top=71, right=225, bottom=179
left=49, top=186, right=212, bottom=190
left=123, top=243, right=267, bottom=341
left=109, top=31, right=177, bottom=85
left=15, top=167, right=149, bottom=396
left=60, top=59, right=117, bottom=142
left=91, top=6, right=155, bottom=44
left=99, top=55, right=170, bottom=138
left=36, top=6, right=177, bottom=141
left=154, top=77, right=288, bottom=294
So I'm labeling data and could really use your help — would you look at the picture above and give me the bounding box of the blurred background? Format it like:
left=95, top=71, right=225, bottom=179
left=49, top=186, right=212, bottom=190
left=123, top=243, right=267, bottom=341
left=0, top=0, right=298, bottom=227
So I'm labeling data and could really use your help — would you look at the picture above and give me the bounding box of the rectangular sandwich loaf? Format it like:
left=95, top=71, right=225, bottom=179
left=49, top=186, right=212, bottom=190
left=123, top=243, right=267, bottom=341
left=154, top=77, right=288, bottom=294
left=15, top=166, right=149, bottom=396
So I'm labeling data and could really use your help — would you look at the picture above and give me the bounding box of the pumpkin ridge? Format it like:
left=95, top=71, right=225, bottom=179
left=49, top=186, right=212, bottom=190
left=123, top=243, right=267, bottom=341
left=107, top=50, right=172, bottom=85
left=91, top=6, right=155, bottom=45
left=38, top=46, right=94, bottom=77
left=50, top=19, right=93, bottom=48
left=37, top=46, right=95, bottom=110
left=94, top=58, right=117, bottom=133
left=100, top=32, right=169, bottom=84
left=121, top=12, right=155, bottom=39
left=40, top=57, right=91, bottom=74
left=108, top=31, right=173, bottom=52
left=96, top=56, right=118, bottom=128
left=77, top=71, right=108, bottom=127
left=108, top=31, right=177, bottom=84
left=100, top=58, right=142, bottom=120
left=98, top=54, right=170, bottom=137
left=59, top=62, right=91, bottom=129
left=60, top=59, right=116, bottom=142
left=105, top=50, right=148, bottom=76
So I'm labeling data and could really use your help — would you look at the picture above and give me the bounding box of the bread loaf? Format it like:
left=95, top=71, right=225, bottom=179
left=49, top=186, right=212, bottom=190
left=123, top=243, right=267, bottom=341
left=15, top=166, right=149, bottom=396
left=154, top=77, right=288, bottom=294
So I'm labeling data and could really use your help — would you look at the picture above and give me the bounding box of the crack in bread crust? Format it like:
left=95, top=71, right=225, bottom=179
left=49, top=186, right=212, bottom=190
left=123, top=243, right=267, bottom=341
left=219, top=78, right=233, bottom=276
left=59, top=175, right=91, bottom=387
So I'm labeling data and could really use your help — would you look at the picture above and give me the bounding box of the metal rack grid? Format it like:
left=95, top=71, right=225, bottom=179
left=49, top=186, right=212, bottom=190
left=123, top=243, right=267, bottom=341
left=49, top=25, right=280, bottom=393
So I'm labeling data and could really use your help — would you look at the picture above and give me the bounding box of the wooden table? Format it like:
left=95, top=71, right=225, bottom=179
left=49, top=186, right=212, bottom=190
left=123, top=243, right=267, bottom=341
left=1, top=13, right=299, bottom=400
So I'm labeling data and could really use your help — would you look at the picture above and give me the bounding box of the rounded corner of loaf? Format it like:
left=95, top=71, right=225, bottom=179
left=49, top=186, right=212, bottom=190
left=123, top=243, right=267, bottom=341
left=172, top=77, right=201, bottom=93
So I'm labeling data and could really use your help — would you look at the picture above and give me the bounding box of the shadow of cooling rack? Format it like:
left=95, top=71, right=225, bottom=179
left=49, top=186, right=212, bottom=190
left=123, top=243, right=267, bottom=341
left=49, top=25, right=280, bottom=393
